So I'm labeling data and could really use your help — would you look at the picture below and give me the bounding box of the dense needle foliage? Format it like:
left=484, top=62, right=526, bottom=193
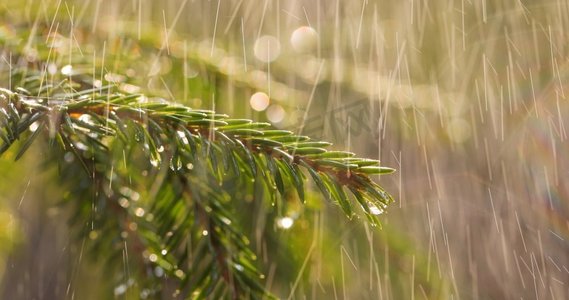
left=0, top=23, right=394, bottom=298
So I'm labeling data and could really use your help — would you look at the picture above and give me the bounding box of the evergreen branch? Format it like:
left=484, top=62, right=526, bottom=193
left=1, top=70, right=394, bottom=225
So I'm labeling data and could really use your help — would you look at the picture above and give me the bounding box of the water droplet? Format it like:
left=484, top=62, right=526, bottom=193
left=369, top=204, right=384, bottom=215
left=161, top=249, right=168, bottom=256
left=28, top=121, right=40, bottom=132
left=61, top=64, right=73, bottom=75
left=78, top=114, right=94, bottom=125
left=277, top=217, right=294, bottom=229
left=169, top=157, right=182, bottom=171
left=150, top=157, right=160, bottom=167
left=177, top=130, right=189, bottom=145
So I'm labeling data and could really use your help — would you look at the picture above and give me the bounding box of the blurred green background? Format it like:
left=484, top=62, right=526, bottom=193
left=1, top=0, right=568, bottom=299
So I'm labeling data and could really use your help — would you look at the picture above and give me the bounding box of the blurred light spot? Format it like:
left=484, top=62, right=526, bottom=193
left=191, top=98, right=202, bottom=107
left=118, top=198, right=130, bottom=208
left=134, top=207, right=145, bottom=217
left=277, top=217, right=294, bottom=229
left=149, top=253, right=158, bottom=262
left=202, top=230, right=209, bottom=236
left=64, top=152, right=74, bottom=163
left=161, top=249, right=168, bottom=255
left=128, top=222, right=138, bottom=231
left=220, top=57, right=242, bottom=76
left=290, top=26, right=318, bottom=53
left=120, top=83, right=140, bottom=94
left=145, top=213, right=154, bottom=222
left=235, top=264, right=244, bottom=272
left=154, top=266, right=164, bottom=277
left=126, top=69, right=136, bottom=77
left=299, top=58, right=327, bottom=84
left=89, top=230, right=99, bottom=240
left=114, top=284, right=127, bottom=296
left=220, top=217, right=232, bottom=225
left=47, top=63, right=57, bottom=75
left=266, top=104, right=285, bottom=123
left=61, top=64, right=73, bottom=76
left=250, top=92, right=270, bottom=111
left=254, top=35, right=281, bottom=63
left=104, top=73, right=125, bottom=83
left=175, top=269, right=185, bottom=278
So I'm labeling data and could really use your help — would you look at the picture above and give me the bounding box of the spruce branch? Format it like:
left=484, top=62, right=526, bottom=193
left=1, top=68, right=394, bottom=226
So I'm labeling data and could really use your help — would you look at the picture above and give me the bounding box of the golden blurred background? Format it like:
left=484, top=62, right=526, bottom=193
left=1, top=0, right=568, bottom=299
